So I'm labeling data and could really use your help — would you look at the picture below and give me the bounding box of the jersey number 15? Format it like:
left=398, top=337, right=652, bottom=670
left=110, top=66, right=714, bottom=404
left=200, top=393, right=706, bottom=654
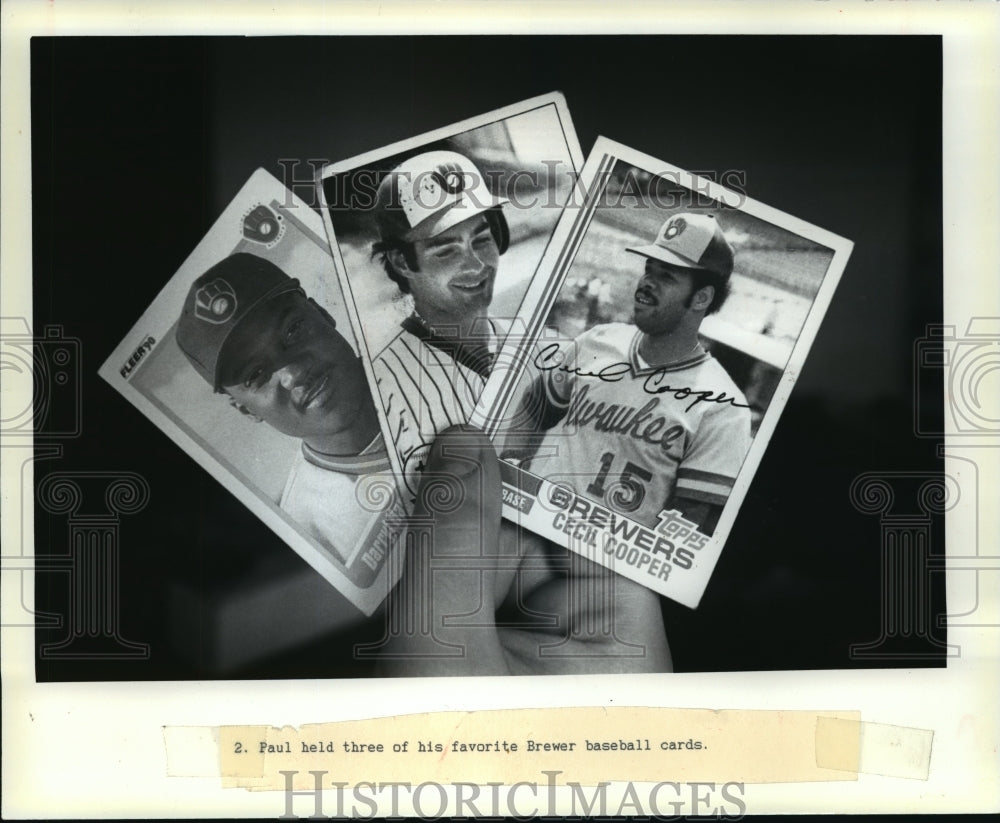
left=586, top=451, right=653, bottom=513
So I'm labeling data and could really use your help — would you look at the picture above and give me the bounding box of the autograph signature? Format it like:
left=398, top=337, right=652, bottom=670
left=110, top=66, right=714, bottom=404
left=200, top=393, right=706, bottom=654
left=534, top=342, right=751, bottom=413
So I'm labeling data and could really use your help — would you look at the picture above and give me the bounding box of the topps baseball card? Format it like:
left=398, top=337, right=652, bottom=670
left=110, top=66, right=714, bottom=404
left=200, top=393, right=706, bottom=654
left=474, top=138, right=854, bottom=609
left=98, top=170, right=400, bottom=637
left=318, top=93, right=583, bottom=503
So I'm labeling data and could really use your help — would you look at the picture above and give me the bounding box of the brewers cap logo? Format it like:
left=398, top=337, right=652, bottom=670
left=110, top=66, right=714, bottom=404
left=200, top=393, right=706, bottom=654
left=193, top=278, right=238, bottom=325
left=376, top=150, right=508, bottom=240
left=663, top=216, right=687, bottom=241
left=242, top=204, right=284, bottom=246
left=624, top=212, right=731, bottom=277
left=431, top=162, right=467, bottom=195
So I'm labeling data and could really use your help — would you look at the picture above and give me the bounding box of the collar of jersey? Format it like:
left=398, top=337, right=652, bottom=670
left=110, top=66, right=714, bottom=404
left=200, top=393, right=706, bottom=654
left=301, top=435, right=391, bottom=475
left=630, top=329, right=712, bottom=376
left=405, top=313, right=500, bottom=352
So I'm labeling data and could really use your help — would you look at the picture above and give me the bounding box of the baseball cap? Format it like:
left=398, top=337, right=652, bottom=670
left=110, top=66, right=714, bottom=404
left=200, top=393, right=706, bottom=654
left=374, top=150, right=509, bottom=243
left=626, top=213, right=734, bottom=280
left=176, top=252, right=303, bottom=390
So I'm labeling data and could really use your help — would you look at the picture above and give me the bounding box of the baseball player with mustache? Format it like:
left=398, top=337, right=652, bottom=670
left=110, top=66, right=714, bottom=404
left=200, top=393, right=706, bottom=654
left=522, top=212, right=752, bottom=536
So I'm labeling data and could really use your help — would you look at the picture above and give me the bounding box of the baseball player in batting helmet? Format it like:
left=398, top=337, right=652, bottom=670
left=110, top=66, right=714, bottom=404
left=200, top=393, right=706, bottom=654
left=371, top=148, right=510, bottom=321
left=367, top=149, right=513, bottom=494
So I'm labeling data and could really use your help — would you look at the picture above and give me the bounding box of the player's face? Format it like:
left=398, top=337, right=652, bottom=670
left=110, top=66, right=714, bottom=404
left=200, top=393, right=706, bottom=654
left=218, top=292, right=367, bottom=441
left=407, top=213, right=499, bottom=326
left=632, top=259, right=701, bottom=336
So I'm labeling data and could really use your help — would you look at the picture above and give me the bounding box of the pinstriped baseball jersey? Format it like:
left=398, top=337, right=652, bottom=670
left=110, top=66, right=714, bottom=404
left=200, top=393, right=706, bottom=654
left=526, top=322, right=751, bottom=528
left=371, top=317, right=502, bottom=495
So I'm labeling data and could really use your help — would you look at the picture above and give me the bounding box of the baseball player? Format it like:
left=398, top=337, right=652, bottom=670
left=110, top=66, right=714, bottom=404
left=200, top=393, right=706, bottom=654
left=520, top=212, right=752, bottom=535
left=369, top=149, right=511, bottom=490
left=176, top=253, right=393, bottom=583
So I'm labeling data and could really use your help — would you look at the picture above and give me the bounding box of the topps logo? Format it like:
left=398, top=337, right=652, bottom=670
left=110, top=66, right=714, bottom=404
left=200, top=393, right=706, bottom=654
left=120, top=336, right=156, bottom=379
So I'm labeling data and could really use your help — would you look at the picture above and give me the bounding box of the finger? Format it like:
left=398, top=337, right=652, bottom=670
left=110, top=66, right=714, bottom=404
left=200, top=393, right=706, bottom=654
left=412, top=424, right=501, bottom=558
left=382, top=426, right=508, bottom=676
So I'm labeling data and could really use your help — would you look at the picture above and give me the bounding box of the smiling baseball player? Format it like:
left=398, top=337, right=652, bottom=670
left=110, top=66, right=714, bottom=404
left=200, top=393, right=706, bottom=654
left=369, top=149, right=512, bottom=494
left=176, top=253, right=392, bottom=582
left=522, top=212, right=752, bottom=535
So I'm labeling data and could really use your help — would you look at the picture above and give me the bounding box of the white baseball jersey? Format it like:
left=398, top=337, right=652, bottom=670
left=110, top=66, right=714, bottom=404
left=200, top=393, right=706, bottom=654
left=371, top=316, right=502, bottom=496
left=526, top=322, right=752, bottom=528
left=279, top=437, right=395, bottom=588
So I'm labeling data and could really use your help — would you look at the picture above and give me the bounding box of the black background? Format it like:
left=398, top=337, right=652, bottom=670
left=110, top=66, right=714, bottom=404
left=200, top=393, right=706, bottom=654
left=31, top=36, right=945, bottom=680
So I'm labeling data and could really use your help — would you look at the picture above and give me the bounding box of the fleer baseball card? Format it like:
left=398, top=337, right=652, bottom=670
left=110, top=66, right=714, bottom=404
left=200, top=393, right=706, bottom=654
left=474, top=139, right=854, bottom=609
left=98, top=170, right=400, bottom=650
left=318, top=93, right=583, bottom=504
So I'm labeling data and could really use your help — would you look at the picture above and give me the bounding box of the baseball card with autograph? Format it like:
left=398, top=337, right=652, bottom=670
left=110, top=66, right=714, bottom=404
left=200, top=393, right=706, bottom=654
left=472, top=138, right=854, bottom=608
left=98, top=169, right=400, bottom=633
left=317, top=92, right=584, bottom=504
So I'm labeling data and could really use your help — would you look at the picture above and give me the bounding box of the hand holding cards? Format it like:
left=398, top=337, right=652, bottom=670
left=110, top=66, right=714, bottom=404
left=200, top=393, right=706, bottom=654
left=101, top=99, right=853, bottom=637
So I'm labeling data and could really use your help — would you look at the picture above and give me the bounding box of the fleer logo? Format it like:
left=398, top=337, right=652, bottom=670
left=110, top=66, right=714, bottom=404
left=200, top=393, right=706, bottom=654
left=193, top=278, right=238, bottom=324
left=431, top=162, right=467, bottom=195
left=663, top=217, right=687, bottom=241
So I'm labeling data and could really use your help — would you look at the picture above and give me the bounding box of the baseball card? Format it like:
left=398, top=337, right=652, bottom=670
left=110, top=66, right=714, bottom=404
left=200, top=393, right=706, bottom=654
left=474, top=138, right=854, bottom=609
left=318, top=92, right=584, bottom=503
left=98, top=169, right=400, bottom=636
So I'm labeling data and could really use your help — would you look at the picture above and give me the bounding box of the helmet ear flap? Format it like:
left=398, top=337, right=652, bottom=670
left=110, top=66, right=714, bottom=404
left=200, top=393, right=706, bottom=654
left=491, top=206, right=510, bottom=255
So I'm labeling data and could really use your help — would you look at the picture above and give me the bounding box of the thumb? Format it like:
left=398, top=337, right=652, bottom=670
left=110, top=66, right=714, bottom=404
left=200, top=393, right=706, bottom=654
left=412, top=424, right=501, bottom=558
